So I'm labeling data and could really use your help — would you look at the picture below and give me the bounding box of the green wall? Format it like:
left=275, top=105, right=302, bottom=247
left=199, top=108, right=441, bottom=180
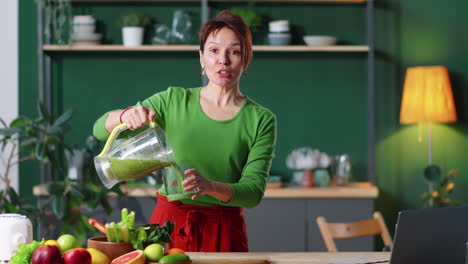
left=19, top=0, right=468, bottom=237
left=375, top=0, right=468, bottom=232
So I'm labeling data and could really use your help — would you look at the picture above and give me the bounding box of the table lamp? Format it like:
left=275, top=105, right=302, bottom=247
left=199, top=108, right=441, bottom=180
left=399, top=66, right=457, bottom=206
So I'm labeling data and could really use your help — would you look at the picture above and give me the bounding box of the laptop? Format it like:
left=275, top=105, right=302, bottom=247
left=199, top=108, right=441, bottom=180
left=390, top=206, right=468, bottom=264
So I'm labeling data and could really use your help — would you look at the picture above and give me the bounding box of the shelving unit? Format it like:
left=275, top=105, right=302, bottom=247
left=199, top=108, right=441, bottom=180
left=70, top=0, right=366, bottom=3
left=43, top=44, right=369, bottom=52
left=37, top=0, right=375, bottom=183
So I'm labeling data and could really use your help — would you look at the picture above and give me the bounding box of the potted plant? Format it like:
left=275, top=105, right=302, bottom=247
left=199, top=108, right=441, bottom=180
left=0, top=103, right=121, bottom=242
left=0, top=102, right=73, bottom=217
left=230, top=8, right=262, bottom=32
left=119, top=11, right=151, bottom=47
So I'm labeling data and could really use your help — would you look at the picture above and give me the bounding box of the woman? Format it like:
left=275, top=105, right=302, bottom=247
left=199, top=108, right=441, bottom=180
left=93, top=10, right=276, bottom=252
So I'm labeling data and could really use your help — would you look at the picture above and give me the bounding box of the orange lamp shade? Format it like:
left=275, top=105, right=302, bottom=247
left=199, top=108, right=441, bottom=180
left=400, top=66, right=457, bottom=124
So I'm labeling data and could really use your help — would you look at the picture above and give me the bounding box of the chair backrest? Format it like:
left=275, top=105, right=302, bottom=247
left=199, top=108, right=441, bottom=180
left=316, top=211, right=393, bottom=252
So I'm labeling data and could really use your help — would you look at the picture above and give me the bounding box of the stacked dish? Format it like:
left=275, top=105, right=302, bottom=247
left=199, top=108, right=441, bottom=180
left=268, top=20, right=291, bottom=46
left=72, top=16, right=102, bottom=45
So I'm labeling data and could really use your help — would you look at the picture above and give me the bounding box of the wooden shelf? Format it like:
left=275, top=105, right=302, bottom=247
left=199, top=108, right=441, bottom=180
left=43, top=44, right=369, bottom=52
left=71, top=0, right=366, bottom=3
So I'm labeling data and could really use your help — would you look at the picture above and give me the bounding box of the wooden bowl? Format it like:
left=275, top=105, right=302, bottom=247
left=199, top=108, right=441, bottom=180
left=87, top=236, right=134, bottom=261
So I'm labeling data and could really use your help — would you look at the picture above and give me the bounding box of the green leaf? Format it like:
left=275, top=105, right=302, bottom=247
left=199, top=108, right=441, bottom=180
left=424, top=165, right=441, bottom=183
left=37, top=102, right=51, bottom=122
left=35, top=142, right=46, bottom=160
left=6, top=203, right=19, bottom=213
left=20, top=138, right=37, bottom=148
left=10, top=117, right=32, bottom=128
left=51, top=195, right=67, bottom=219
left=0, top=117, right=6, bottom=128
left=70, top=184, right=84, bottom=198
left=8, top=188, right=21, bottom=206
left=53, top=108, right=74, bottom=128
left=0, top=127, right=21, bottom=137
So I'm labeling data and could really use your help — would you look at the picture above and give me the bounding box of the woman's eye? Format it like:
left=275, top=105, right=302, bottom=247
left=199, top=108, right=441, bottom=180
left=230, top=50, right=240, bottom=54
left=210, top=48, right=217, bottom=53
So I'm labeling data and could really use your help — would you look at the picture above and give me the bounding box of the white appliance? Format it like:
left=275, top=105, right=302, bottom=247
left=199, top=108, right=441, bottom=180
left=0, top=214, right=33, bottom=261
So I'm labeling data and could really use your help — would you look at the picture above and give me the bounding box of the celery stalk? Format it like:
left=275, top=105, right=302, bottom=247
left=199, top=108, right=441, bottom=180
left=120, top=224, right=129, bottom=242
left=121, top=208, right=128, bottom=224
left=114, top=223, right=121, bottom=242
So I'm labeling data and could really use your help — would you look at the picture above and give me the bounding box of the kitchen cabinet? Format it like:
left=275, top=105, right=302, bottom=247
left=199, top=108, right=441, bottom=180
left=34, top=184, right=378, bottom=251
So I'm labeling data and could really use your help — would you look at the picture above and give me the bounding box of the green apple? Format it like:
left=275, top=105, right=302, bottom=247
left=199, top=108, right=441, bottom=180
left=144, top=243, right=165, bottom=262
left=57, top=234, right=80, bottom=253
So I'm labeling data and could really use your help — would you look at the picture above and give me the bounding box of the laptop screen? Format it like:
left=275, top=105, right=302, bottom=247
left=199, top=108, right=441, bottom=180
left=390, top=206, right=468, bottom=264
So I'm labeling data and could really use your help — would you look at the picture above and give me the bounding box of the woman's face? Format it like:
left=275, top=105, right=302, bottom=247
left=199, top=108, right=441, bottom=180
left=200, top=27, right=244, bottom=89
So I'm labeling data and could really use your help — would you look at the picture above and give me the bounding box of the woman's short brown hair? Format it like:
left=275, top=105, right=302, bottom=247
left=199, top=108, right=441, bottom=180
left=199, top=10, right=253, bottom=70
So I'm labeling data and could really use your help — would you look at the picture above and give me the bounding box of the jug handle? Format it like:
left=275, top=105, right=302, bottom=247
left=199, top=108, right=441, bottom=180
left=96, top=121, right=156, bottom=158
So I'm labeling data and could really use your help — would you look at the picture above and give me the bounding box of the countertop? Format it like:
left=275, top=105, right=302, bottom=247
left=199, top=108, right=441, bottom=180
left=185, top=252, right=390, bottom=264
left=33, top=182, right=378, bottom=199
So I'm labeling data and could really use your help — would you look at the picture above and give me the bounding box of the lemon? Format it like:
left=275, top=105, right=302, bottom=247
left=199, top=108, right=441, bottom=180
left=87, top=248, right=111, bottom=264
left=44, top=240, right=61, bottom=251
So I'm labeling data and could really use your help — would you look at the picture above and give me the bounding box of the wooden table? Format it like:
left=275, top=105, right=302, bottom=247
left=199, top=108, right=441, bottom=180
left=186, top=252, right=390, bottom=264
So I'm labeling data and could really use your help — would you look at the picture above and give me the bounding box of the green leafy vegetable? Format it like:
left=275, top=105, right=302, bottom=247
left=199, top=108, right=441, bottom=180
left=130, top=221, right=174, bottom=250
left=10, top=239, right=44, bottom=264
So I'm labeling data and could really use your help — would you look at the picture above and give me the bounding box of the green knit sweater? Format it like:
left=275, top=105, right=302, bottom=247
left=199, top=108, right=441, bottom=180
left=93, top=87, right=276, bottom=208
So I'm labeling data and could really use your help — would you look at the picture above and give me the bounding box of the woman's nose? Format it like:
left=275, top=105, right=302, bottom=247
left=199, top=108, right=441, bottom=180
left=217, top=53, right=229, bottom=64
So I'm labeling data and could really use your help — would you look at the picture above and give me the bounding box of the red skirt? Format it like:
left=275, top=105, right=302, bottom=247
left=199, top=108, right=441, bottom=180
left=150, top=193, right=249, bottom=252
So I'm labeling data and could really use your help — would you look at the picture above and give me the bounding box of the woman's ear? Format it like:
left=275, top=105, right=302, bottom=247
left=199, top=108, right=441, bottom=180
left=199, top=50, right=204, bottom=68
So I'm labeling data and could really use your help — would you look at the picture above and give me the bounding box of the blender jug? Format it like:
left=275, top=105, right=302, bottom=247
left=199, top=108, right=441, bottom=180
left=94, top=121, right=175, bottom=189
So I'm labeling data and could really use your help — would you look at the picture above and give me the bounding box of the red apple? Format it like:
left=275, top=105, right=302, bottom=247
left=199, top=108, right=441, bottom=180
left=63, top=248, right=91, bottom=264
left=31, top=245, right=64, bottom=264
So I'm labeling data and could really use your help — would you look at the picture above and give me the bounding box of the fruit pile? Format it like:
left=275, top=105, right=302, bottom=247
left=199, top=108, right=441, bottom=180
left=9, top=208, right=191, bottom=264
left=10, top=234, right=109, bottom=264
left=10, top=234, right=190, bottom=264
left=113, top=246, right=190, bottom=264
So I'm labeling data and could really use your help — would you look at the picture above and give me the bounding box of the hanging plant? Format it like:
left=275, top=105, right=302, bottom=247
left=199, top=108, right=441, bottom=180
left=38, top=0, right=73, bottom=45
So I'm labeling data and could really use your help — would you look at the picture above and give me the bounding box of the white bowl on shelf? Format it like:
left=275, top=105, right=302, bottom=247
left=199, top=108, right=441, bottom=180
left=269, top=20, right=290, bottom=33
left=303, top=35, right=337, bottom=46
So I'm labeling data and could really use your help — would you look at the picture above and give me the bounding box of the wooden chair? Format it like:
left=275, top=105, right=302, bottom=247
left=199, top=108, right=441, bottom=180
left=316, top=211, right=393, bottom=252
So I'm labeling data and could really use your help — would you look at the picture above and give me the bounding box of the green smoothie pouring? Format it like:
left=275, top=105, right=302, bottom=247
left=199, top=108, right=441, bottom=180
left=94, top=120, right=195, bottom=201
left=94, top=121, right=176, bottom=188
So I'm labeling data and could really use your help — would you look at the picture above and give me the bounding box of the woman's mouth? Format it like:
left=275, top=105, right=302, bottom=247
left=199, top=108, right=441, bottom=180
left=218, top=70, right=231, bottom=78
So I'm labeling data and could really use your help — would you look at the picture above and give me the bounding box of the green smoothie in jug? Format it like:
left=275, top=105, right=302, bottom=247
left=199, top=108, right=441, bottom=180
left=108, top=157, right=172, bottom=180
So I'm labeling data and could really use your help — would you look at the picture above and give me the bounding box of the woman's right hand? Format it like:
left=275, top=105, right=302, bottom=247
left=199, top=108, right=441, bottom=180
left=120, top=106, right=156, bottom=130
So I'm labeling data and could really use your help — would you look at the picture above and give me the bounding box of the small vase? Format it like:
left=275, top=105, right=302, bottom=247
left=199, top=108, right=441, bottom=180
left=314, top=169, right=330, bottom=188
left=122, top=27, right=144, bottom=47
left=301, top=169, right=315, bottom=187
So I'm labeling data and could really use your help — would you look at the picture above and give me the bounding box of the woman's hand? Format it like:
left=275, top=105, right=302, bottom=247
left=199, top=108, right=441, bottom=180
left=120, top=106, right=156, bottom=130
left=182, top=168, right=233, bottom=202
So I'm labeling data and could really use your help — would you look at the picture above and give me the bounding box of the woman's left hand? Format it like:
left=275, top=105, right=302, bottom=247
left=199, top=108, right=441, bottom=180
left=182, top=168, right=214, bottom=200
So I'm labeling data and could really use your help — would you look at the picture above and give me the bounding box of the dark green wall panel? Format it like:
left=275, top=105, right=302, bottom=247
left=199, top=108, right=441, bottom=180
left=54, top=51, right=367, bottom=181
left=19, top=0, right=468, bottom=239
left=375, top=0, right=468, bottom=235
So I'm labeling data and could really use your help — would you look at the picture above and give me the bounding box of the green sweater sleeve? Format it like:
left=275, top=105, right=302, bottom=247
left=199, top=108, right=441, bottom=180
left=92, top=88, right=173, bottom=141
left=223, top=113, right=277, bottom=208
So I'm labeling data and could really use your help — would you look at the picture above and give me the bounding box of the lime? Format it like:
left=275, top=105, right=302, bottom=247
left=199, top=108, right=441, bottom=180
left=57, top=234, right=80, bottom=253
left=143, top=243, right=165, bottom=262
